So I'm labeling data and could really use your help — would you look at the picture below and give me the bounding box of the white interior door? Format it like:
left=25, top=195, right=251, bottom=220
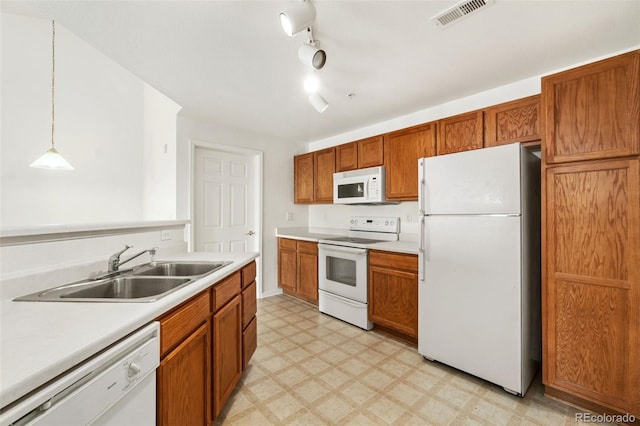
left=194, top=147, right=258, bottom=253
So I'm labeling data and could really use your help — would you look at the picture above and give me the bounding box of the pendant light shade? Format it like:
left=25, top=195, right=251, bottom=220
left=30, top=147, right=74, bottom=170
left=30, top=20, right=74, bottom=171
left=308, top=93, right=328, bottom=113
left=280, top=1, right=316, bottom=37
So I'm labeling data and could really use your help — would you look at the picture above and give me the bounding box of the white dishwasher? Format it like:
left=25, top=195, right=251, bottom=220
left=0, top=322, right=160, bottom=426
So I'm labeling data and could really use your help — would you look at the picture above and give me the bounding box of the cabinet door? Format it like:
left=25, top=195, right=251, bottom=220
left=368, top=251, right=418, bottom=339
left=243, top=317, right=257, bottom=370
left=357, top=136, right=384, bottom=168
left=437, top=110, right=484, bottom=155
left=213, top=295, right=243, bottom=419
left=278, top=239, right=297, bottom=292
left=314, top=148, right=335, bottom=203
left=336, top=142, right=358, bottom=172
left=158, top=322, right=210, bottom=426
left=241, top=280, right=257, bottom=329
left=484, top=95, right=540, bottom=147
left=294, top=153, right=314, bottom=203
left=297, top=251, right=318, bottom=303
left=542, top=50, right=639, bottom=164
left=543, top=158, right=639, bottom=415
left=384, top=122, right=436, bottom=201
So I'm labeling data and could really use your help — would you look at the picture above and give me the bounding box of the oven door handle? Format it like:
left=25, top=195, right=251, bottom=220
left=319, top=245, right=368, bottom=255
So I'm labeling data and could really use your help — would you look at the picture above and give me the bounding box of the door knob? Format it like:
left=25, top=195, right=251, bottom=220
left=246, top=230, right=255, bottom=236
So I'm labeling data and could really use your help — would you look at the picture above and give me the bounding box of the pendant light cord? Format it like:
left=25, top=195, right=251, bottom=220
left=51, top=20, right=56, bottom=150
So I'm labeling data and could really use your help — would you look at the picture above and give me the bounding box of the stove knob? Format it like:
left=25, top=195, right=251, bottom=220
left=385, top=220, right=389, bottom=225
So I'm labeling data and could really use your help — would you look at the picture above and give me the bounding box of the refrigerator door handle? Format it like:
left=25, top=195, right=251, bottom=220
left=418, top=215, right=425, bottom=281
left=418, top=159, right=425, bottom=215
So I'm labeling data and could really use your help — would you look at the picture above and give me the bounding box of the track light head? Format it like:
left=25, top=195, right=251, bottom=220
left=298, top=43, right=326, bottom=70
left=308, top=93, right=328, bottom=113
left=280, top=1, right=316, bottom=37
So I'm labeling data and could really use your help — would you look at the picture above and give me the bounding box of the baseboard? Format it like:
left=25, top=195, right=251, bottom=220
left=260, top=288, right=283, bottom=299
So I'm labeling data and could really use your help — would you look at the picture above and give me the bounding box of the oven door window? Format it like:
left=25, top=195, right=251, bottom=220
left=337, top=183, right=364, bottom=199
left=325, top=256, right=356, bottom=287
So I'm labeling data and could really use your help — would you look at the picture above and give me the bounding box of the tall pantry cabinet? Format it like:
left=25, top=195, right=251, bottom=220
left=541, top=50, right=639, bottom=417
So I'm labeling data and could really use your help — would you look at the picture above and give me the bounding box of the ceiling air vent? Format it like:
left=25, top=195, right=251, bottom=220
left=431, top=0, right=496, bottom=28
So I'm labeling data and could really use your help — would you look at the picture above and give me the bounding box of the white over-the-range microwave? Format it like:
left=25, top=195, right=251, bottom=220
left=333, top=166, right=396, bottom=205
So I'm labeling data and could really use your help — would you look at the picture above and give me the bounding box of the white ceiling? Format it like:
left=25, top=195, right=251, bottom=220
left=3, top=1, right=640, bottom=144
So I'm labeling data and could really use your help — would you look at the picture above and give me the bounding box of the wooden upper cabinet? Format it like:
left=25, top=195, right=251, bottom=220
left=336, top=142, right=358, bottom=171
left=437, top=110, right=484, bottom=155
left=542, top=50, right=640, bottom=164
left=384, top=122, right=436, bottom=201
left=484, top=95, right=541, bottom=147
left=294, top=153, right=314, bottom=203
left=336, top=136, right=384, bottom=172
left=357, top=136, right=384, bottom=168
left=314, top=148, right=335, bottom=202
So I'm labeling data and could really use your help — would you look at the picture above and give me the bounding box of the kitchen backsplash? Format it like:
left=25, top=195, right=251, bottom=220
left=308, top=201, right=420, bottom=236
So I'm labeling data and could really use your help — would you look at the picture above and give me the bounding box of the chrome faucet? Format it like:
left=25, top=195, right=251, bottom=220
left=108, top=245, right=158, bottom=272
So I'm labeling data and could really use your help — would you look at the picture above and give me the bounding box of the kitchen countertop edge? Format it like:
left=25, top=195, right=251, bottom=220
left=0, top=251, right=258, bottom=409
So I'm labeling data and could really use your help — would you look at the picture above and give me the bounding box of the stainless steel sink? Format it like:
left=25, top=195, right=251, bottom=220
left=15, top=276, right=193, bottom=302
left=14, top=260, right=234, bottom=303
left=132, top=261, right=231, bottom=277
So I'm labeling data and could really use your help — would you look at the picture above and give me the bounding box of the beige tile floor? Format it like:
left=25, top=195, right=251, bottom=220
left=216, top=294, right=602, bottom=425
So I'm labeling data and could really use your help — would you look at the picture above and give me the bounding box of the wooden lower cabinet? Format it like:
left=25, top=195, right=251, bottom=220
left=368, top=250, right=418, bottom=342
left=158, top=323, right=210, bottom=426
left=157, top=260, right=258, bottom=425
left=213, top=294, right=243, bottom=419
left=543, top=158, right=640, bottom=416
left=157, top=292, right=211, bottom=426
left=278, top=238, right=318, bottom=303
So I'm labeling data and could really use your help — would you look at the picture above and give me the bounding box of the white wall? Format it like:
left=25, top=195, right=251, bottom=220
left=177, top=115, right=306, bottom=297
left=143, top=84, right=182, bottom=220
left=0, top=13, right=180, bottom=228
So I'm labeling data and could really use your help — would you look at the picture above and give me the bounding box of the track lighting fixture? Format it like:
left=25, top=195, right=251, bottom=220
left=308, top=93, right=328, bottom=113
left=280, top=0, right=316, bottom=37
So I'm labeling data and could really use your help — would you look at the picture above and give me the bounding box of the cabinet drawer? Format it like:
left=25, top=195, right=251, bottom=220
left=241, top=261, right=256, bottom=289
left=279, top=238, right=297, bottom=251
left=369, top=250, right=418, bottom=272
left=158, top=290, right=210, bottom=357
left=242, top=317, right=257, bottom=370
left=212, top=271, right=241, bottom=312
left=297, top=240, right=318, bottom=255
left=242, top=280, right=257, bottom=329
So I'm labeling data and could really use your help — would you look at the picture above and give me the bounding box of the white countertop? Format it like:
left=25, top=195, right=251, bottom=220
left=276, top=227, right=419, bottom=255
left=0, top=251, right=258, bottom=409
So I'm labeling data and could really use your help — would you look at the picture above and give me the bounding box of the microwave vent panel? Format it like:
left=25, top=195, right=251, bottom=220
left=431, top=0, right=496, bottom=27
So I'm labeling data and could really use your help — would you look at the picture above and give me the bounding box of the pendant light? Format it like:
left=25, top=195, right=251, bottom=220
left=30, top=20, right=74, bottom=170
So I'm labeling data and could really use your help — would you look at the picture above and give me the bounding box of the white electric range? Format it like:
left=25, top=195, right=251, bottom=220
left=317, top=216, right=400, bottom=330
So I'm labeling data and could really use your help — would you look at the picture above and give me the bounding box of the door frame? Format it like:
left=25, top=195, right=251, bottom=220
left=190, top=139, right=263, bottom=298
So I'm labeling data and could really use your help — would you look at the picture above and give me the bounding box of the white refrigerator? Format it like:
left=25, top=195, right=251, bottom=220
left=417, top=143, right=541, bottom=396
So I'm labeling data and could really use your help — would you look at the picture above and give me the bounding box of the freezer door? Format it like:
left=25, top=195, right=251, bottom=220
left=423, top=143, right=522, bottom=214
left=418, top=215, right=523, bottom=393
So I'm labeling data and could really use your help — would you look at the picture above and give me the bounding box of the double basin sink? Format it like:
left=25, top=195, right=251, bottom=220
left=15, top=261, right=232, bottom=303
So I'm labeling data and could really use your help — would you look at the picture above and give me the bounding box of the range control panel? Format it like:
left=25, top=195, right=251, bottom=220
left=349, top=216, right=400, bottom=233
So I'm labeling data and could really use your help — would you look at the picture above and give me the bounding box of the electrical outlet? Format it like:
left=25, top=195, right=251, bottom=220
left=160, top=230, right=172, bottom=241
left=286, top=212, right=293, bottom=221
left=405, top=213, right=413, bottom=223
